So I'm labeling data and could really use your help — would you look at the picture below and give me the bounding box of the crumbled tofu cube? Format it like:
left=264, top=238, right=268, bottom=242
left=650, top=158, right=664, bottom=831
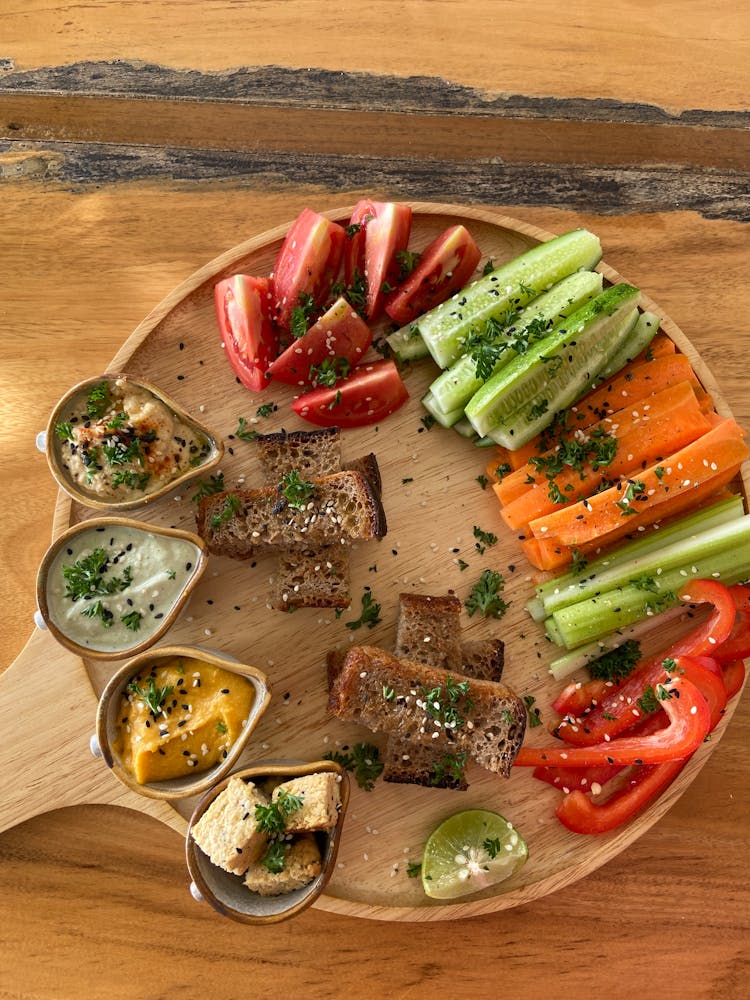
left=272, top=771, right=340, bottom=833
left=243, top=834, right=323, bottom=896
left=191, top=777, right=269, bottom=875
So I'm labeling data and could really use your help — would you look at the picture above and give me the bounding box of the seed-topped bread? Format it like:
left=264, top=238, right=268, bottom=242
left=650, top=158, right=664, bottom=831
left=197, top=469, right=387, bottom=559
left=271, top=545, right=352, bottom=611
left=394, top=593, right=463, bottom=672
left=255, top=427, right=342, bottom=481
left=328, top=645, right=526, bottom=778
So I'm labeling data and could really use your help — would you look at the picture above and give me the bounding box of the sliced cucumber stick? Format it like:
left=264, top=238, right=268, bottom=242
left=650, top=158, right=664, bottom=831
left=465, top=284, right=640, bottom=444
left=389, top=229, right=602, bottom=369
left=428, top=270, right=603, bottom=415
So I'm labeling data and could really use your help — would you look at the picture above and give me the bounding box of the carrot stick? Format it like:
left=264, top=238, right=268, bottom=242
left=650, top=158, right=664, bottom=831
left=522, top=481, right=741, bottom=572
left=495, top=381, right=710, bottom=509
left=499, top=383, right=713, bottom=530
left=528, top=418, right=748, bottom=549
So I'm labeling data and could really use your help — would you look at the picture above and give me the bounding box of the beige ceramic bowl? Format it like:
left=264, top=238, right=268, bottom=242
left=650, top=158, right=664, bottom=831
left=36, top=517, right=208, bottom=661
left=95, top=645, right=272, bottom=800
left=44, top=372, right=224, bottom=511
left=186, top=760, right=350, bottom=923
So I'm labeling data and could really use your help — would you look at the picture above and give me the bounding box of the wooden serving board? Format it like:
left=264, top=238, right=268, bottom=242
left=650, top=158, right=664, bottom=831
left=1, top=203, right=747, bottom=922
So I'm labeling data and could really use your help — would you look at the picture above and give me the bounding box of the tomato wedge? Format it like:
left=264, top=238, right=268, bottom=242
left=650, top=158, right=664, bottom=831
left=291, top=359, right=409, bottom=428
left=265, top=297, right=373, bottom=388
left=214, top=275, right=278, bottom=392
left=344, top=201, right=412, bottom=321
left=384, top=224, right=482, bottom=326
left=272, top=209, right=346, bottom=331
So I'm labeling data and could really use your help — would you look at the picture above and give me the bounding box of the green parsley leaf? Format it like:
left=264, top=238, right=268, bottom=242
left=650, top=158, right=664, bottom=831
left=256, top=402, right=277, bottom=418
left=192, top=472, right=226, bottom=503
left=209, top=493, right=242, bottom=529
left=121, top=610, right=142, bottom=632
left=259, top=840, right=287, bottom=874
left=235, top=417, right=258, bottom=442
left=482, top=259, right=495, bottom=276
left=523, top=694, right=542, bottom=728
left=396, top=249, right=422, bottom=280
left=345, top=590, right=382, bottom=631
left=279, top=470, right=315, bottom=511
left=62, top=549, right=133, bottom=602
left=483, top=836, right=501, bottom=859
left=86, top=381, right=110, bottom=419
left=128, top=677, right=175, bottom=716
left=637, top=685, right=660, bottom=714
left=323, top=742, right=384, bottom=791
left=465, top=569, right=509, bottom=619
left=472, top=524, right=498, bottom=555
left=309, top=357, right=350, bottom=388
left=54, top=422, right=75, bottom=442
left=587, top=640, right=642, bottom=682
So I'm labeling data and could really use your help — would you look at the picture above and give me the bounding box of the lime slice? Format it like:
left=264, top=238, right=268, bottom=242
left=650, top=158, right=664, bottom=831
left=421, top=809, right=528, bottom=900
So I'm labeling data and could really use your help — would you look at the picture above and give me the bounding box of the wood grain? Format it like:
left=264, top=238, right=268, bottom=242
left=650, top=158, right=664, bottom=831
left=2, top=1, right=749, bottom=113
left=1, top=185, right=748, bottom=993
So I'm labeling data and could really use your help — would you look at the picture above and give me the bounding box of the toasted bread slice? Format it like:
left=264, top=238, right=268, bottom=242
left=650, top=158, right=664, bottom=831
left=271, top=545, right=351, bottom=611
left=394, top=592, right=463, bottom=671
left=328, top=645, right=526, bottom=778
left=255, top=427, right=342, bottom=481
left=197, top=470, right=386, bottom=559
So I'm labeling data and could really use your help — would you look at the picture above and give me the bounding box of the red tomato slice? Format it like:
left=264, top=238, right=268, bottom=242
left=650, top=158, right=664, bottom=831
left=344, top=201, right=412, bottom=321
left=265, top=297, right=373, bottom=388
left=214, top=275, right=278, bottom=392
left=272, top=209, right=346, bottom=331
left=291, top=359, right=409, bottom=428
left=384, top=224, right=482, bottom=326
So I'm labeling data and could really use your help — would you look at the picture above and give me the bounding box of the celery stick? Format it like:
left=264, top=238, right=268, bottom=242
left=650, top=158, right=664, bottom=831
left=388, top=229, right=602, bottom=370
left=596, top=310, right=660, bottom=381
left=548, top=531, right=750, bottom=649
left=532, top=496, right=744, bottom=614
left=547, top=605, right=690, bottom=681
left=466, top=285, right=639, bottom=443
left=428, top=271, right=603, bottom=415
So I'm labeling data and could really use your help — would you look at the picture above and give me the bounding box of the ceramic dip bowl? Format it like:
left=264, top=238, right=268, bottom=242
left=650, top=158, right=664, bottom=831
left=44, top=372, right=223, bottom=511
left=186, top=760, right=350, bottom=923
left=36, top=518, right=208, bottom=660
left=94, top=645, right=272, bottom=800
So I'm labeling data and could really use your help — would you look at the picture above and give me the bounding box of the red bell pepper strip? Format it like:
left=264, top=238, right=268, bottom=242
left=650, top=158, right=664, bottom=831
left=674, top=656, right=727, bottom=731
left=554, top=759, right=685, bottom=835
left=712, top=584, right=750, bottom=664
left=514, top=674, right=710, bottom=768
left=722, top=659, right=746, bottom=700
left=552, top=678, right=611, bottom=717
left=555, top=580, right=736, bottom=747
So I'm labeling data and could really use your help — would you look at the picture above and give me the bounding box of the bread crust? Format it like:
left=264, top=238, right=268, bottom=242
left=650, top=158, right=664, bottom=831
left=328, top=645, right=526, bottom=778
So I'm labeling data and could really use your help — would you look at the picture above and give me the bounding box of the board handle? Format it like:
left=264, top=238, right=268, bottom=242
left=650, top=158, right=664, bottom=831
left=0, top=628, right=184, bottom=835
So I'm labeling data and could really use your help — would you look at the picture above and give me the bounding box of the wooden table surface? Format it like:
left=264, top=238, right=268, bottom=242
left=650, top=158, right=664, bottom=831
left=1, top=4, right=748, bottom=998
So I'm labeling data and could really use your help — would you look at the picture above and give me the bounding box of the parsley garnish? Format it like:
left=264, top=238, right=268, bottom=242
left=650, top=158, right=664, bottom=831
left=256, top=402, right=277, bottom=418
left=420, top=414, right=436, bottom=431
left=62, top=549, right=133, bottom=602
left=128, top=677, right=175, bottom=715
left=637, top=685, right=660, bottom=714
left=528, top=398, right=549, bottom=421
left=81, top=600, right=114, bottom=628
left=86, top=381, right=110, bottom=419
left=309, top=357, right=350, bottom=388
left=191, top=472, right=226, bottom=502
left=587, top=640, right=641, bottom=682
left=654, top=466, right=666, bottom=480
left=494, top=463, right=512, bottom=481
left=430, top=750, right=468, bottom=787
left=235, top=416, right=258, bottom=442
left=465, top=569, right=509, bottom=619
left=290, top=291, right=316, bottom=339
left=518, top=281, right=536, bottom=297
left=345, top=590, right=382, bottom=630
left=523, top=694, right=542, bottom=728
left=616, top=479, right=647, bottom=515
left=396, top=249, right=422, bottom=280
left=216, top=720, right=228, bottom=734
left=472, top=524, right=498, bottom=555
left=111, top=469, right=151, bottom=491
left=345, top=222, right=362, bottom=238
left=54, top=422, right=75, bottom=442
left=406, top=860, right=422, bottom=878
left=482, top=259, right=495, bottom=276
left=457, top=558, right=469, bottom=572
left=255, top=790, right=304, bottom=836
left=209, top=493, right=241, bottom=529
left=121, top=610, right=142, bottom=632
left=323, top=743, right=384, bottom=791
left=483, top=837, right=501, bottom=859
left=279, top=470, right=315, bottom=511
left=260, top=840, right=287, bottom=874
left=476, top=474, right=489, bottom=490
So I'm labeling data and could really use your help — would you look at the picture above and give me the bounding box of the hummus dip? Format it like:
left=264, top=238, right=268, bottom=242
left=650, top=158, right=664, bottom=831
left=54, top=378, right=212, bottom=500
